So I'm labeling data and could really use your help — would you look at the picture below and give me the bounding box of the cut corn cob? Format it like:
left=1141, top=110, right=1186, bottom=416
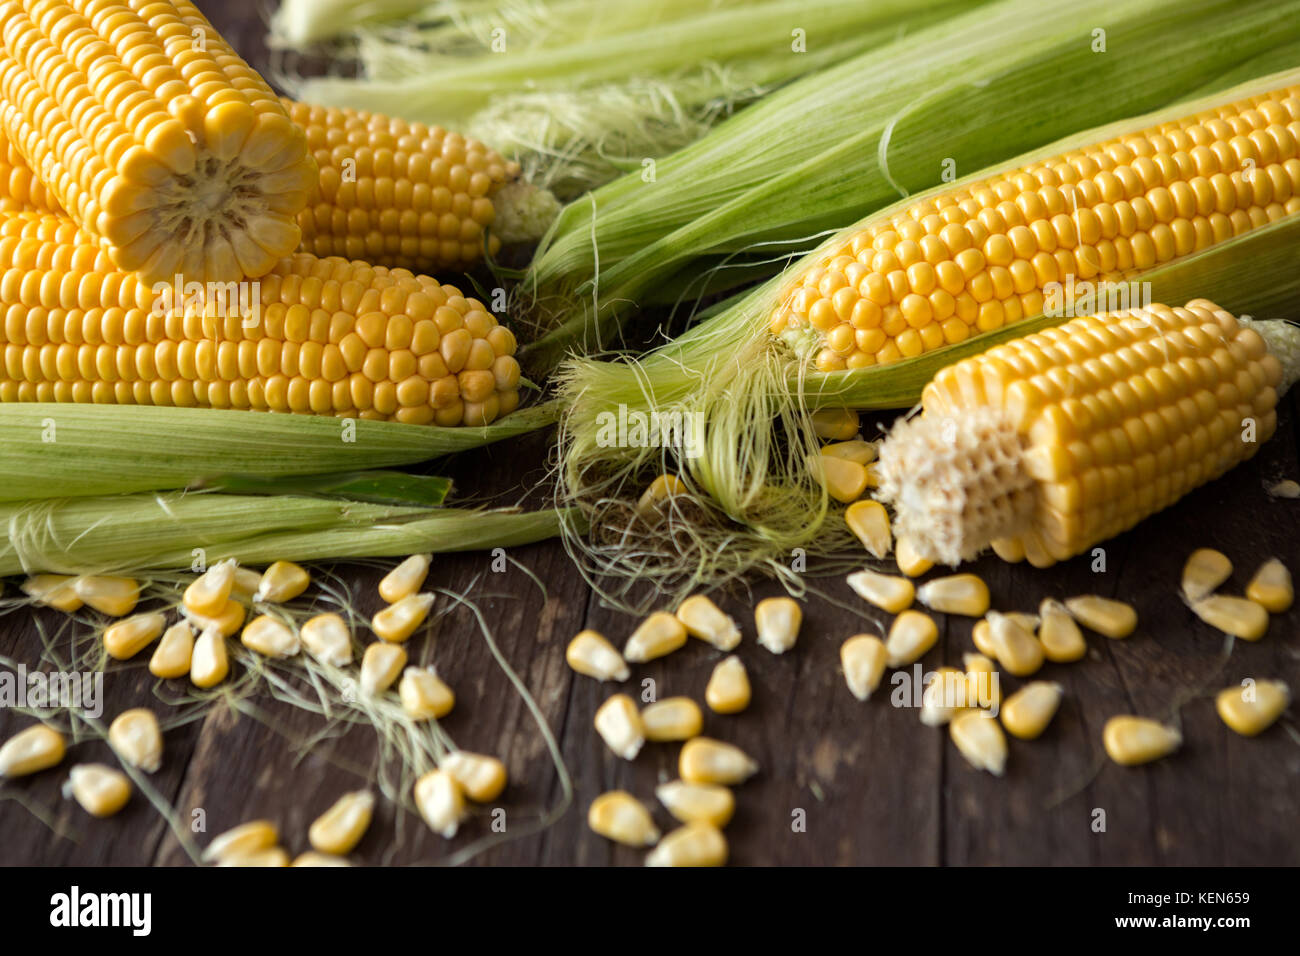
left=876, top=301, right=1299, bottom=567
left=0, top=0, right=314, bottom=283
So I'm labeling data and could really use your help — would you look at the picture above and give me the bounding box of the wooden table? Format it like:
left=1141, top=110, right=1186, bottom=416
left=2, top=2, right=1298, bottom=867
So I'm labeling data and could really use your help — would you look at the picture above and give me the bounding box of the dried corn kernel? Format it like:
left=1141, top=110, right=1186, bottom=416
left=291, top=852, right=352, bottom=867
left=1065, top=595, right=1137, bottom=639
left=414, top=769, right=465, bottom=839
left=845, top=500, right=892, bottom=558
left=184, top=560, right=237, bottom=617
left=149, top=620, right=195, bottom=679
left=1191, top=595, right=1269, bottom=641
left=21, top=574, right=82, bottom=612
left=108, top=708, right=162, bottom=773
left=218, top=848, right=290, bottom=867
left=183, top=598, right=246, bottom=638
left=895, top=536, right=933, bottom=577
left=300, top=613, right=353, bottom=666
left=705, top=656, right=751, bottom=714
left=442, top=751, right=508, bottom=802
left=962, top=653, right=1002, bottom=710
left=970, top=619, right=999, bottom=659
left=360, top=642, right=407, bottom=696
left=916, top=574, right=990, bottom=617
left=379, top=553, right=432, bottom=603
left=921, top=667, right=969, bottom=726
left=754, top=597, right=802, bottom=654
left=230, top=567, right=263, bottom=599
left=841, top=634, right=888, bottom=701
left=1181, top=548, right=1232, bottom=603
left=885, top=610, right=938, bottom=667
left=624, top=612, right=688, bottom=662
left=74, top=576, right=140, bottom=617
left=949, top=710, right=1007, bottom=776
left=399, top=666, right=455, bottom=720
left=676, top=595, right=741, bottom=651
left=813, top=453, right=869, bottom=502
left=636, top=474, right=689, bottom=522
left=679, top=737, right=758, bottom=785
left=240, top=614, right=301, bottom=658
left=1267, top=479, right=1300, bottom=498
left=986, top=611, right=1043, bottom=677
left=103, top=611, right=165, bottom=660
left=594, top=694, right=645, bottom=760
left=1038, top=599, right=1086, bottom=663
left=203, top=820, right=279, bottom=863
left=1215, top=679, right=1290, bottom=737
left=641, top=697, right=704, bottom=742
left=0, top=724, right=65, bottom=778
left=1000, top=682, right=1063, bottom=740
left=63, top=764, right=131, bottom=817
left=255, top=561, right=310, bottom=603
left=811, top=407, right=859, bottom=441
left=588, top=791, right=660, bottom=846
left=566, top=630, right=630, bottom=681
left=1246, top=559, right=1293, bottom=613
left=655, top=780, right=735, bottom=828
left=646, top=822, right=728, bottom=867
left=309, top=790, right=374, bottom=856
left=372, top=593, right=435, bottom=643
left=190, top=625, right=230, bottom=689
left=1103, top=716, right=1181, bottom=765
left=823, top=439, right=877, bottom=465
left=846, top=568, right=914, bottom=613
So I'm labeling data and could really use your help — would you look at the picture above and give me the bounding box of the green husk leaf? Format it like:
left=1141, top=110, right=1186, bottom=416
left=192, top=470, right=453, bottom=507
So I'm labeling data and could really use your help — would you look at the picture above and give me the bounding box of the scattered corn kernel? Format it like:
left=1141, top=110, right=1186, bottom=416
left=218, top=848, right=290, bottom=867
left=895, top=536, right=933, bottom=577
left=1246, top=558, right=1293, bottom=613
left=230, top=567, right=263, bottom=599
left=103, top=611, right=165, bottom=660
left=108, top=708, right=162, bottom=773
left=414, top=769, right=465, bottom=839
left=846, top=568, right=914, bottom=613
left=823, top=439, right=877, bottom=465
left=754, top=597, right=802, bottom=654
left=841, top=634, right=888, bottom=701
left=655, top=780, right=735, bottom=828
left=308, top=790, right=374, bottom=856
left=986, top=611, right=1043, bottom=677
left=1000, top=682, right=1064, bottom=740
left=1065, top=595, right=1137, bottom=639
left=1267, top=479, right=1300, bottom=498
left=636, top=473, right=689, bottom=522
left=921, top=667, right=969, bottom=726
left=20, top=574, right=82, bottom=612
left=679, top=737, right=758, bottom=785
left=845, top=500, right=892, bottom=559
left=291, top=852, right=352, bottom=867
left=74, top=576, right=140, bottom=617
left=149, top=620, right=195, bottom=679
left=241, top=614, right=301, bottom=658
left=811, top=407, right=859, bottom=441
left=360, top=642, right=407, bottom=696
left=588, top=790, right=660, bottom=846
left=962, top=654, right=1002, bottom=710
left=813, top=453, right=869, bottom=502
left=646, top=822, right=728, bottom=867
left=971, top=619, right=999, bottom=659
left=255, top=561, right=310, bottom=603
left=0, top=724, right=65, bottom=778
left=379, top=553, right=432, bottom=603
left=624, top=611, right=688, bottom=663
left=1103, top=716, right=1181, bottom=766
left=442, top=751, right=508, bottom=802
left=676, top=595, right=741, bottom=651
left=183, top=559, right=237, bottom=617
left=63, top=764, right=131, bottom=818
left=1038, top=599, right=1086, bottom=663
left=641, top=697, right=704, bottom=742
left=399, top=666, right=455, bottom=720
left=949, top=710, right=1008, bottom=776
left=705, top=655, right=751, bottom=714
left=916, top=574, right=990, bottom=617
left=300, top=613, right=353, bottom=666
left=372, top=592, right=435, bottom=642
left=182, top=598, right=246, bottom=637
left=566, top=629, right=630, bottom=681
left=1191, top=595, right=1270, bottom=641
left=1181, top=548, right=1232, bottom=603
left=1215, top=679, right=1290, bottom=737
left=594, top=694, right=645, bottom=760
left=885, top=610, right=938, bottom=667
left=190, top=625, right=230, bottom=689
left=202, top=820, right=279, bottom=863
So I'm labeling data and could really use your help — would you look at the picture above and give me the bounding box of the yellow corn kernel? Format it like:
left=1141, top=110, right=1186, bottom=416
left=754, top=596, right=802, bottom=654
left=655, top=780, right=735, bottom=828
left=813, top=453, right=869, bottom=503
left=921, top=667, right=969, bottom=726
left=1191, top=595, right=1270, bottom=641
left=183, top=559, right=237, bottom=617
left=588, top=791, right=661, bottom=846
left=300, top=613, right=353, bottom=666
left=949, top=710, right=1008, bottom=776
left=1103, top=716, right=1181, bottom=766
left=442, top=751, right=508, bottom=802
left=1000, top=682, right=1063, bottom=740
left=676, top=595, right=742, bottom=651
left=823, top=439, right=878, bottom=465
left=962, top=653, right=1002, bottom=710
left=190, top=625, right=230, bottom=689
left=240, top=614, right=301, bottom=658
left=916, top=574, right=990, bottom=617
left=845, top=500, right=892, bottom=559
left=1038, top=599, right=1086, bottom=663
left=399, top=666, right=455, bottom=720
left=705, top=655, right=751, bottom=714
left=371, top=592, right=435, bottom=642
left=895, top=536, right=934, bottom=577
left=970, top=612, right=1036, bottom=661
left=841, top=634, right=888, bottom=701
left=291, top=852, right=352, bottom=867
left=847, top=568, right=914, bottom=613
left=566, top=629, right=630, bottom=681
left=1246, top=558, right=1293, bottom=613
left=202, top=820, right=279, bottom=863
left=414, top=769, right=466, bottom=839
left=102, top=611, right=165, bottom=661
left=230, top=567, right=264, bottom=599
left=183, top=598, right=247, bottom=637
left=1181, top=548, right=1232, bottom=603
left=1065, top=595, right=1137, bottom=639
left=646, top=822, right=728, bottom=867
left=986, top=611, right=1043, bottom=677
left=811, top=407, right=859, bottom=441
left=679, top=737, right=758, bottom=785
left=149, top=620, right=195, bottom=679
left=108, top=708, right=162, bottom=773
left=255, top=560, right=311, bottom=603
left=21, top=574, right=83, bottom=612
left=885, top=610, right=938, bottom=667
left=218, top=848, right=291, bottom=867
left=595, top=694, right=645, bottom=760
left=1268, top=479, right=1300, bottom=498
left=624, top=611, right=688, bottom=663
left=360, top=642, right=407, bottom=696
left=636, top=473, right=689, bottom=522
left=1215, top=679, right=1290, bottom=737
left=0, top=724, right=65, bottom=778
left=63, top=764, right=131, bottom=818
left=641, top=697, right=704, bottom=742
left=74, top=576, right=140, bottom=617
left=379, top=553, right=432, bottom=603
left=308, top=790, right=374, bottom=856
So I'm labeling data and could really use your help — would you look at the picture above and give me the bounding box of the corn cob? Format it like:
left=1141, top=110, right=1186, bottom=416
left=0, top=210, right=520, bottom=424
left=0, top=0, right=317, bottom=283
left=874, top=300, right=1300, bottom=567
